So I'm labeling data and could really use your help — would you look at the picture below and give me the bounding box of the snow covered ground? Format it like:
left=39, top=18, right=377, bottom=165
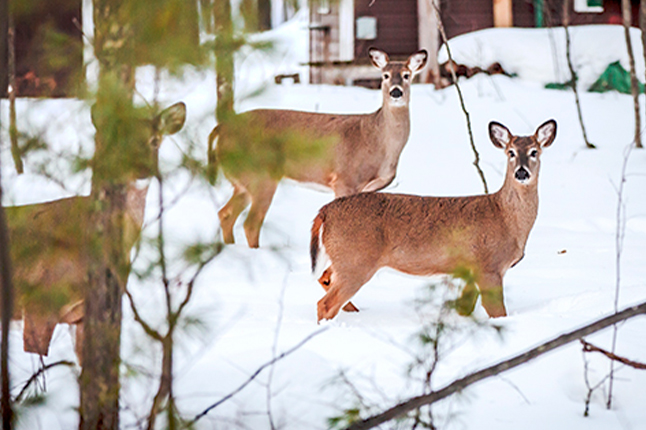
left=1, top=15, right=646, bottom=430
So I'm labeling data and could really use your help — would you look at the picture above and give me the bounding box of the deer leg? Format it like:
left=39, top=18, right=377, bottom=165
left=60, top=300, right=84, bottom=364
left=317, top=266, right=377, bottom=322
left=478, top=272, right=507, bottom=318
left=218, top=185, right=250, bottom=244
left=318, top=268, right=358, bottom=312
left=74, top=322, right=84, bottom=365
left=455, top=280, right=479, bottom=316
left=243, top=179, right=278, bottom=248
left=23, top=310, right=58, bottom=356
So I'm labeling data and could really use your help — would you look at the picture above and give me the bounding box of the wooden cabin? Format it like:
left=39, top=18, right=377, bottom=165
left=309, top=0, right=641, bottom=85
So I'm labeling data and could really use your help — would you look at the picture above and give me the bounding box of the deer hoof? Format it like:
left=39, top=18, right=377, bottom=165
left=342, top=302, right=359, bottom=312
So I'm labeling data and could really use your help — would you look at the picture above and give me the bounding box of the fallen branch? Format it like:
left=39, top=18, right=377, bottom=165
left=345, top=301, right=646, bottom=430
left=581, top=339, right=646, bottom=370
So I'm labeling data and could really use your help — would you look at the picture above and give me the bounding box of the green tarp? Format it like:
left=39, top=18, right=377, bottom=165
left=545, top=61, right=644, bottom=94
left=588, top=61, right=644, bottom=94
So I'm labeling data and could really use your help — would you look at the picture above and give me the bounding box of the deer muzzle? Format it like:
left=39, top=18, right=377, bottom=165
left=514, top=166, right=530, bottom=182
left=389, top=87, right=403, bottom=99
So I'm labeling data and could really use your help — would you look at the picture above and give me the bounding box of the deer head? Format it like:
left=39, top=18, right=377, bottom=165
left=489, top=119, right=556, bottom=186
left=369, top=48, right=428, bottom=108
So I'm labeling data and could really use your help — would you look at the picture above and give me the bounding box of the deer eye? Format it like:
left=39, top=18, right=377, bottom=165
left=383, top=73, right=391, bottom=80
left=529, top=149, right=538, bottom=158
left=508, top=150, right=515, bottom=159
left=402, top=72, right=411, bottom=80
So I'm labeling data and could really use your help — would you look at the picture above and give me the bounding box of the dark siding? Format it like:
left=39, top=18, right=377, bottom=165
left=354, top=0, right=418, bottom=60
left=440, top=0, right=493, bottom=39
left=543, top=0, right=639, bottom=28
left=513, top=0, right=536, bottom=28
left=438, top=0, right=637, bottom=41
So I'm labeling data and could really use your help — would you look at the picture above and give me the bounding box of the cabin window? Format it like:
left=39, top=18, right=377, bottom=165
left=574, top=0, right=604, bottom=13
left=356, top=16, right=377, bottom=40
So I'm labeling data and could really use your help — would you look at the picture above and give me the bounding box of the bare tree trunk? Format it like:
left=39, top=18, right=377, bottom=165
left=214, top=0, right=235, bottom=121
left=563, top=0, right=595, bottom=149
left=79, top=1, right=134, bottom=429
left=418, top=0, right=440, bottom=85
left=344, top=301, right=646, bottom=430
left=208, top=0, right=234, bottom=183
left=0, top=1, right=15, bottom=428
left=623, top=0, right=642, bottom=148
left=7, top=13, right=22, bottom=174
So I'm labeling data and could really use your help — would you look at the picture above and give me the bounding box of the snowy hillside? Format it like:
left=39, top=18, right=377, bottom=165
left=2, top=17, right=646, bottom=430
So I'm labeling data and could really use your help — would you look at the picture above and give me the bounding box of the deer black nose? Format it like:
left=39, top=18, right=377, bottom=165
left=390, top=87, right=403, bottom=98
left=515, top=167, right=530, bottom=181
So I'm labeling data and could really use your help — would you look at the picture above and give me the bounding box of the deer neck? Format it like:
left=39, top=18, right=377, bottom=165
left=496, top=173, right=539, bottom=245
left=125, top=179, right=151, bottom=246
left=373, top=102, right=411, bottom=150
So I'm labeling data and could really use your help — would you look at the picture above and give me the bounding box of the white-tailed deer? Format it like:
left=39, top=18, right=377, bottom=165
left=209, top=48, right=428, bottom=248
left=7, top=101, right=186, bottom=359
left=310, top=120, right=557, bottom=321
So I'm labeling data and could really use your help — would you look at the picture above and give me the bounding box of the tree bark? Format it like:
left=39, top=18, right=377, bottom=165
left=79, top=187, right=127, bottom=430
left=345, top=301, right=646, bottom=430
left=0, top=1, right=15, bottom=428
left=214, top=0, right=235, bottom=122
left=639, top=0, right=646, bottom=149
left=79, top=1, right=134, bottom=429
left=8, top=13, right=23, bottom=174
left=623, top=0, right=642, bottom=148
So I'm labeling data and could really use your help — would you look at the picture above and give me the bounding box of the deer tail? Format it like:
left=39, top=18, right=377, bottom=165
left=207, top=125, right=219, bottom=185
left=310, top=210, right=326, bottom=273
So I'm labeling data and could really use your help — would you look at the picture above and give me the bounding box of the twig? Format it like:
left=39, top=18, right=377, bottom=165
left=14, top=360, right=75, bottom=403
left=607, top=142, right=633, bottom=408
left=124, top=288, right=164, bottom=342
left=582, top=348, right=609, bottom=417
left=581, top=339, right=646, bottom=370
left=189, top=327, right=328, bottom=425
left=433, top=3, right=488, bottom=193
left=562, top=0, right=596, bottom=149
left=344, top=301, right=646, bottom=430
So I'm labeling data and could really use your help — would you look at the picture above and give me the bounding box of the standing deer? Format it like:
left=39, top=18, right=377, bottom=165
left=6, top=101, right=186, bottom=359
left=310, top=120, right=557, bottom=321
left=209, top=48, right=428, bottom=248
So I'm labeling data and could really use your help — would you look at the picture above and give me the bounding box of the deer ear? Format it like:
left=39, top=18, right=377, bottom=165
left=489, top=121, right=512, bottom=149
left=407, top=50, right=428, bottom=74
left=535, top=119, right=557, bottom=148
left=158, top=102, right=186, bottom=136
left=369, top=48, right=389, bottom=69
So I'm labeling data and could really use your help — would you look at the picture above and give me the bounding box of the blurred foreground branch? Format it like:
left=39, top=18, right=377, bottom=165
left=345, top=301, right=646, bottom=430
